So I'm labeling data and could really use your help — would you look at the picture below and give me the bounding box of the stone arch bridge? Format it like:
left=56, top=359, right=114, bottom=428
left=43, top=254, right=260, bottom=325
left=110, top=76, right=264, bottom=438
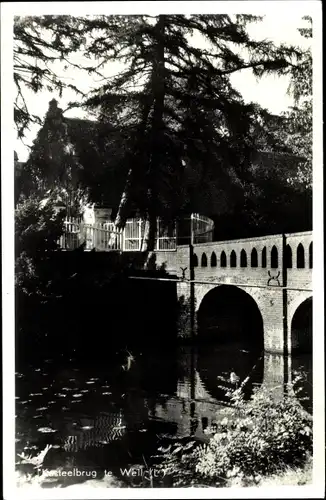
left=154, top=231, right=313, bottom=354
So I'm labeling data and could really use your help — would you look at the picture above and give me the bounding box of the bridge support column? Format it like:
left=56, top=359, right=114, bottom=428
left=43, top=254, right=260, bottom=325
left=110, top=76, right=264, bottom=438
left=176, top=281, right=197, bottom=339
left=261, top=352, right=289, bottom=401
left=256, top=287, right=286, bottom=354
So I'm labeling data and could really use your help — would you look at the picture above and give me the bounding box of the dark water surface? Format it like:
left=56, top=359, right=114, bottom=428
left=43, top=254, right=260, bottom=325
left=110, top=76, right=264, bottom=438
left=15, top=341, right=312, bottom=487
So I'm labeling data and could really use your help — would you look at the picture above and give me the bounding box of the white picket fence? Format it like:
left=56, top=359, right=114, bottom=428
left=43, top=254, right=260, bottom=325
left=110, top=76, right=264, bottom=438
left=59, top=218, right=123, bottom=251
left=59, top=217, right=177, bottom=252
left=123, top=218, right=177, bottom=251
left=59, top=214, right=214, bottom=251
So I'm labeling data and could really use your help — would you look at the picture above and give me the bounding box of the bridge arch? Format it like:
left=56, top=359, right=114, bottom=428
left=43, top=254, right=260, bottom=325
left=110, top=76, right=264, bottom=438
left=271, top=245, right=278, bottom=268
left=201, top=253, right=208, bottom=267
left=251, top=248, right=258, bottom=268
left=285, top=244, right=293, bottom=268
left=196, top=284, right=264, bottom=349
left=296, top=243, right=305, bottom=268
left=220, top=251, right=227, bottom=267
left=230, top=250, right=237, bottom=268
left=309, top=242, right=313, bottom=268
left=291, top=296, right=312, bottom=353
left=262, top=247, right=267, bottom=268
left=240, top=249, right=247, bottom=267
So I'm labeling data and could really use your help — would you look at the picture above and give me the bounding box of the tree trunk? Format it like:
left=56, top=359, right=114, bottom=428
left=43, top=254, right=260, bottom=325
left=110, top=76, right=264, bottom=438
left=110, top=101, right=154, bottom=248
left=113, top=168, right=133, bottom=231
left=145, top=15, right=165, bottom=253
left=109, top=16, right=165, bottom=254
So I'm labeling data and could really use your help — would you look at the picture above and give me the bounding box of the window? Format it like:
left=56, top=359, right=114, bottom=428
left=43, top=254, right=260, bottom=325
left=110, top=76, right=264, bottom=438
left=220, top=251, right=227, bottom=267
left=251, top=248, right=258, bottom=268
left=309, top=242, right=313, bottom=269
left=297, top=243, right=305, bottom=268
left=230, top=250, right=237, bottom=268
left=240, top=249, right=247, bottom=267
left=192, top=253, right=198, bottom=267
left=211, top=252, right=217, bottom=267
left=201, top=253, right=208, bottom=267
left=271, top=246, right=278, bottom=269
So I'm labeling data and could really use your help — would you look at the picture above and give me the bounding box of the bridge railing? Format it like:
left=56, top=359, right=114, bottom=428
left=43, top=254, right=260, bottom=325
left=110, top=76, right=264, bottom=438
left=192, top=214, right=214, bottom=243
left=59, top=218, right=123, bottom=251
left=58, top=216, right=178, bottom=251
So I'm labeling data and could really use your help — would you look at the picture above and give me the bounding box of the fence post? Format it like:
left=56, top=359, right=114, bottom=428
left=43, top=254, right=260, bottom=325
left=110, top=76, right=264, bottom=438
left=138, top=219, right=142, bottom=251
left=156, top=217, right=160, bottom=251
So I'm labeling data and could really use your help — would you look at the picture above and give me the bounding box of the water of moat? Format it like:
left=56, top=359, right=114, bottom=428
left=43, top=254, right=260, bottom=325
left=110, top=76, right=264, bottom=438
left=15, top=335, right=312, bottom=488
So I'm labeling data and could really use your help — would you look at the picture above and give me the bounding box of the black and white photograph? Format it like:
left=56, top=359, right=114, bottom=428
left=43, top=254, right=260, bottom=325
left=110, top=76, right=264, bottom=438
left=1, top=1, right=324, bottom=497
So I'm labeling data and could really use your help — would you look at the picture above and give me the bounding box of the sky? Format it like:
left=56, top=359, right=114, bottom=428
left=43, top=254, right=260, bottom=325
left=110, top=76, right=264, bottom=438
left=13, top=11, right=312, bottom=162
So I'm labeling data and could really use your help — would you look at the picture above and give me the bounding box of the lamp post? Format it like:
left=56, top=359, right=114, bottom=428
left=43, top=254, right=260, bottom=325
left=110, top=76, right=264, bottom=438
left=282, top=233, right=289, bottom=394
left=189, top=214, right=196, bottom=434
left=189, top=214, right=195, bottom=338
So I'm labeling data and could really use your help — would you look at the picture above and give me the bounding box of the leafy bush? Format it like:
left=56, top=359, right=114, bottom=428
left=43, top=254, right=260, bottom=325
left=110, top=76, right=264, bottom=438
left=15, top=194, right=65, bottom=293
left=155, top=375, right=312, bottom=487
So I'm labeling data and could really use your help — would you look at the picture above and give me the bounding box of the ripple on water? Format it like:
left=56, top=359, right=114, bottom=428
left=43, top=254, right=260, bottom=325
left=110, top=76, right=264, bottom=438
left=37, top=427, right=57, bottom=434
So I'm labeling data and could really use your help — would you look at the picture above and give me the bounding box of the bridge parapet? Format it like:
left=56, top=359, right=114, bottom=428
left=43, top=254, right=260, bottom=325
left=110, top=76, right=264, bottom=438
left=152, top=231, right=312, bottom=292
left=189, top=231, right=312, bottom=288
left=191, top=234, right=284, bottom=287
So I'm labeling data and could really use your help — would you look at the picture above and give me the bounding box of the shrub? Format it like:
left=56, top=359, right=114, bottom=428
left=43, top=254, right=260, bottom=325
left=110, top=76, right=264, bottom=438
left=156, top=375, right=312, bottom=487
left=15, top=194, right=65, bottom=293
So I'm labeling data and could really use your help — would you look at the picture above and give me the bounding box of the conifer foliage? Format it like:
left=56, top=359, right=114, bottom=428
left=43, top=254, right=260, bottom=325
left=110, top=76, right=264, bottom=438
left=14, top=15, right=87, bottom=138
left=14, top=14, right=310, bottom=247
left=78, top=14, right=306, bottom=248
left=20, top=99, right=85, bottom=215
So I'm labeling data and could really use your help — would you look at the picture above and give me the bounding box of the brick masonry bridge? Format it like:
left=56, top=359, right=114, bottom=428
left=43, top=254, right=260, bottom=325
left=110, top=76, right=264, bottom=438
left=153, top=231, right=313, bottom=354
left=60, top=218, right=312, bottom=355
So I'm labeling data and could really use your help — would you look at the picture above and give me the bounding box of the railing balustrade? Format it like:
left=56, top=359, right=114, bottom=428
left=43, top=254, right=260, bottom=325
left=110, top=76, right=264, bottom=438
left=59, top=216, right=182, bottom=252
left=59, top=217, right=122, bottom=251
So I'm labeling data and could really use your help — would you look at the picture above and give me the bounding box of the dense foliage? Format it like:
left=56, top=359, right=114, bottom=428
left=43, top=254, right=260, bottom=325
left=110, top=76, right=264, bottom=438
left=283, top=19, right=312, bottom=189
left=17, top=100, right=88, bottom=216
left=14, top=15, right=312, bottom=247
left=79, top=15, right=307, bottom=244
left=15, top=194, right=65, bottom=293
left=14, top=15, right=88, bottom=137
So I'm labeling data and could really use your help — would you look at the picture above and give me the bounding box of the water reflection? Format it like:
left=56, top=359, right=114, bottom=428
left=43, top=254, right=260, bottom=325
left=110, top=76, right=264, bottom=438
left=291, top=354, right=313, bottom=413
left=15, top=340, right=312, bottom=486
